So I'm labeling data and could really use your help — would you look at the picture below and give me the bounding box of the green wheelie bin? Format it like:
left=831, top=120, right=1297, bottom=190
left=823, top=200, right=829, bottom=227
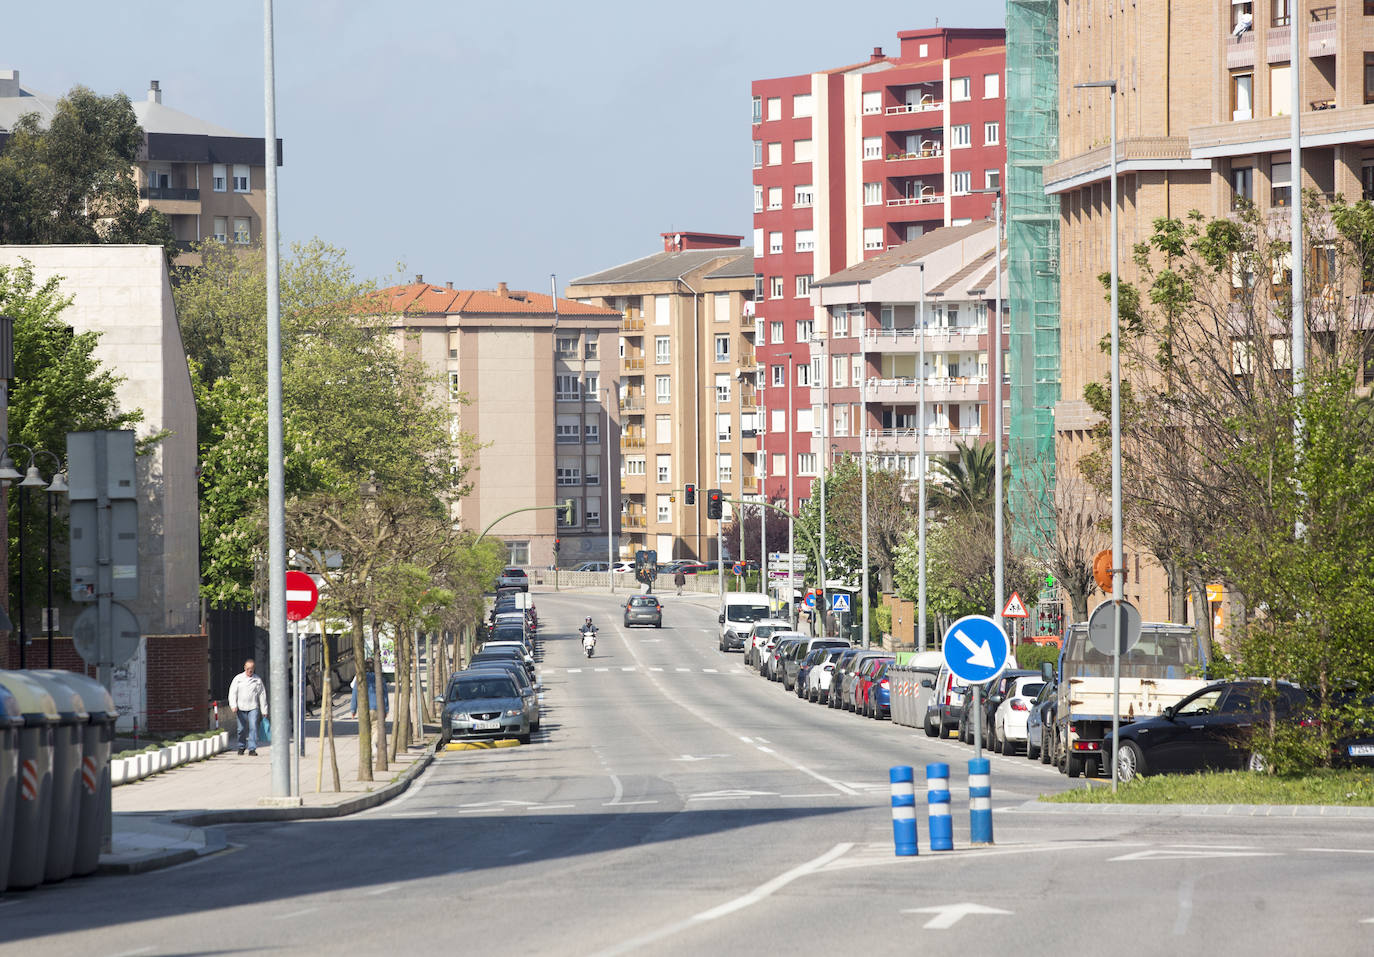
left=0, top=671, right=58, bottom=890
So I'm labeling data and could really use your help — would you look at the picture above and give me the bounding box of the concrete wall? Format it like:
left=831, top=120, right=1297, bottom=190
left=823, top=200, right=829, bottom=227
left=0, top=245, right=200, bottom=638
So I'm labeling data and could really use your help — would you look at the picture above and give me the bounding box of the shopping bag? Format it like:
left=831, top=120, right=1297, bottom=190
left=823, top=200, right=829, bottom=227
left=258, top=715, right=271, bottom=744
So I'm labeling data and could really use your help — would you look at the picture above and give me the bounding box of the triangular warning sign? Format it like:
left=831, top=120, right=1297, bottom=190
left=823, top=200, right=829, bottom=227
left=1002, top=591, right=1029, bottom=619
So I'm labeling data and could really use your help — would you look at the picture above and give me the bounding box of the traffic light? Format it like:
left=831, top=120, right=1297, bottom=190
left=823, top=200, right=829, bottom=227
left=684, top=483, right=696, bottom=505
left=553, top=537, right=560, bottom=556
left=706, top=488, right=723, bottom=520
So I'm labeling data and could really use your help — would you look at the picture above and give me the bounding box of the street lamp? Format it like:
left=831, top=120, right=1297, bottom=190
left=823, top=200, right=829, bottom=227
left=1076, top=77, right=1123, bottom=791
left=0, top=442, right=54, bottom=669
left=972, top=187, right=1006, bottom=649
left=813, top=332, right=828, bottom=619
left=782, top=351, right=795, bottom=623
left=33, top=451, right=67, bottom=668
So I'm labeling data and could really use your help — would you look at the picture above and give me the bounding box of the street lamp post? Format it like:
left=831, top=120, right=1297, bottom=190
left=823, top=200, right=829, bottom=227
left=1077, top=77, right=1123, bottom=791
left=784, top=351, right=795, bottom=624
left=603, top=386, right=615, bottom=593
left=859, top=301, right=870, bottom=649
left=972, top=187, right=1006, bottom=646
left=33, top=451, right=67, bottom=668
left=0, top=443, right=51, bottom=669
left=816, top=334, right=828, bottom=619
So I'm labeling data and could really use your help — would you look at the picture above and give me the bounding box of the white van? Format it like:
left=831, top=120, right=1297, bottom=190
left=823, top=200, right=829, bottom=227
left=718, top=592, right=773, bottom=652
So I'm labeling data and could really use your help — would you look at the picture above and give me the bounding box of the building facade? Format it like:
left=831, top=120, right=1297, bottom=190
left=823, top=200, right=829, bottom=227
left=373, top=280, right=621, bottom=568
left=752, top=28, right=1006, bottom=513
left=0, top=71, right=282, bottom=257
left=569, top=233, right=758, bottom=562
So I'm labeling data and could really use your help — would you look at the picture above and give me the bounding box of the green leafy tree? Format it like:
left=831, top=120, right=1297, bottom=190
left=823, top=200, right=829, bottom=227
left=928, top=440, right=996, bottom=518
left=0, top=86, right=174, bottom=258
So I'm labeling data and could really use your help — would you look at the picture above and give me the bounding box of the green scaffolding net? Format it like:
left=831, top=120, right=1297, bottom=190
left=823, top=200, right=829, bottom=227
left=1006, top=0, right=1061, bottom=552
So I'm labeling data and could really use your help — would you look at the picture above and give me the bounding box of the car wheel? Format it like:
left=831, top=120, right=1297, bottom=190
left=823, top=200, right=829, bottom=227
left=1247, top=750, right=1268, bottom=774
left=1066, top=753, right=1083, bottom=778
left=655, top=622, right=661, bottom=629
left=1027, top=736, right=1039, bottom=760
left=1118, top=740, right=1147, bottom=783
left=517, top=733, right=532, bottom=745
left=924, top=714, right=939, bottom=738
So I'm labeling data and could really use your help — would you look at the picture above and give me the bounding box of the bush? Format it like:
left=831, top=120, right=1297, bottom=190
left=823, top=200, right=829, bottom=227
left=1015, top=642, right=1059, bottom=672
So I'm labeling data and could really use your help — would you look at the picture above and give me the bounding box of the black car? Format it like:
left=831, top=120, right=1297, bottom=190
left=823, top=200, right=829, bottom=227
left=1108, top=680, right=1308, bottom=782
left=794, top=648, right=829, bottom=699
left=1026, top=675, right=1058, bottom=762
left=956, top=669, right=1040, bottom=748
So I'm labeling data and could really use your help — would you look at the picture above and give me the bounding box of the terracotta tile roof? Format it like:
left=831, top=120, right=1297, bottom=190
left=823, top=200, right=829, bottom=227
left=365, top=283, right=619, bottom=318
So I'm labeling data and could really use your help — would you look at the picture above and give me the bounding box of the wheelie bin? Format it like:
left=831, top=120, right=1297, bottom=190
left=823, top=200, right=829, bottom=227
left=33, top=671, right=117, bottom=877
left=0, top=671, right=58, bottom=890
left=19, top=671, right=87, bottom=884
left=0, top=682, right=22, bottom=892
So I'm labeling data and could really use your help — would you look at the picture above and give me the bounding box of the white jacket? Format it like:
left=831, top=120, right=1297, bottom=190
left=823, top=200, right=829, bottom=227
left=228, top=672, right=268, bottom=714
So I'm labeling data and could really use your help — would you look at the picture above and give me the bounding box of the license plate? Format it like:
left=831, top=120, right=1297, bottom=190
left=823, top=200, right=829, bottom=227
left=1349, top=744, right=1374, bottom=757
left=472, top=720, right=501, bottom=731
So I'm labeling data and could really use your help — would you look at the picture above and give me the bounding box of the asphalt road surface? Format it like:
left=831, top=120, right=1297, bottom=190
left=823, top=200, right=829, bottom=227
left=4, top=589, right=1373, bottom=956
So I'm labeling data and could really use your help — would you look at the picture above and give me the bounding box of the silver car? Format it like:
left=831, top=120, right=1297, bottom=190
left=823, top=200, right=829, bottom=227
left=440, top=669, right=534, bottom=744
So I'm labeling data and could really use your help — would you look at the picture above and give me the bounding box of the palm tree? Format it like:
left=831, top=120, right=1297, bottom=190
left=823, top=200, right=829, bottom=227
left=927, top=440, right=996, bottom=517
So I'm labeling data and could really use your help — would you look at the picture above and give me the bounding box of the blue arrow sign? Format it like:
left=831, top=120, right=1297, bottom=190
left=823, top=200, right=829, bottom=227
left=941, top=614, right=1011, bottom=685
left=830, top=593, right=851, bottom=612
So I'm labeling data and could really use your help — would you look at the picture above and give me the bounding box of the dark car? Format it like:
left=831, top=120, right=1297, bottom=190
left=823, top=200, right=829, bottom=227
left=496, top=567, right=529, bottom=591
left=1107, top=680, right=1308, bottom=782
left=439, top=669, right=534, bottom=745
left=781, top=638, right=848, bottom=691
left=835, top=650, right=889, bottom=711
left=767, top=638, right=804, bottom=682
left=624, top=594, right=663, bottom=628
left=825, top=649, right=865, bottom=708
left=1025, top=675, right=1058, bottom=762
left=867, top=660, right=894, bottom=719
left=956, top=669, right=1040, bottom=748
left=857, top=657, right=896, bottom=717
left=794, top=648, right=830, bottom=699
left=471, top=647, right=535, bottom=682
left=455, top=659, right=541, bottom=731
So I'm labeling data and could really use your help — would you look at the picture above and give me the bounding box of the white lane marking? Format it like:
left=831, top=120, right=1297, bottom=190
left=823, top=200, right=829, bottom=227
left=779, top=792, right=837, bottom=798
left=1174, top=875, right=1196, bottom=936
left=528, top=803, right=576, bottom=810
left=754, top=737, right=770, bottom=744
left=622, top=666, right=636, bottom=672
left=609, top=773, right=624, bottom=805
left=566, top=668, right=583, bottom=673
left=1109, top=848, right=1279, bottom=862
left=676, top=667, right=691, bottom=672
left=364, top=885, right=400, bottom=896
left=595, top=667, right=610, bottom=672
left=688, top=789, right=777, bottom=801
left=903, top=902, right=1012, bottom=930
left=457, top=807, right=505, bottom=814
left=106, top=949, right=153, bottom=957
left=1303, top=848, right=1374, bottom=854
left=650, top=667, right=664, bottom=672
left=739, top=736, right=754, bottom=743
left=703, top=668, right=719, bottom=673
left=508, top=849, right=531, bottom=858
left=756, top=746, right=775, bottom=754
left=603, top=799, right=658, bottom=806
left=391, top=811, right=438, bottom=818
left=275, top=908, right=319, bottom=920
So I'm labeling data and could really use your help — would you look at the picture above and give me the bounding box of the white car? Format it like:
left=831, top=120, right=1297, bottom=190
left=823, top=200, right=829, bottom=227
left=745, top=619, right=795, bottom=667
left=806, top=647, right=848, bottom=703
left=993, top=675, right=1047, bottom=755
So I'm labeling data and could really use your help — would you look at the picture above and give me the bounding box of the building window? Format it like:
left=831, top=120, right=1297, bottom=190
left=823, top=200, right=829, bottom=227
left=557, top=465, right=582, bottom=487
left=656, top=454, right=671, bottom=484
left=715, top=373, right=731, bottom=402
left=448, top=370, right=461, bottom=400
left=795, top=275, right=812, bottom=298
left=793, top=138, right=813, bottom=163
left=795, top=229, right=815, bottom=252
left=753, top=227, right=764, bottom=252
left=717, top=454, right=733, bottom=483
left=232, top=164, right=250, bottom=192
left=556, top=416, right=580, bottom=443
left=717, top=413, right=732, bottom=441
left=863, top=182, right=883, bottom=206
left=834, top=404, right=850, bottom=437
left=655, top=375, right=671, bottom=402
left=767, top=96, right=781, bottom=121
left=1232, top=72, right=1253, bottom=121
left=1231, top=166, right=1254, bottom=207
left=984, top=73, right=1000, bottom=99
left=951, top=124, right=971, bottom=148
left=767, top=186, right=782, bottom=210
left=951, top=171, right=971, bottom=195
left=985, top=169, right=1000, bottom=190
left=797, top=318, right=814, bottom=342
left=584, top=373, right=598, bottom=394
left=657, top=494, right=671, bottom=523
left=951, top=77, right=971, bottom=101
left=771, top=364, right=786, bottom=386
left=793, top=93, right=814, bottom=117
left=769, top=231, right=783, bottom=254
left=753, top=140, right=763, bottom=168
left=715, top=334, right=731, bottom=362
left=505, top=541, right=530, bottom=565
left=831, top=310, right=848, bottom=338
left=713, top=292, right=730, bottom=322
left=1270, top=64, right=1291, bottom=116
left=862, top=90, right=882, bottom=114
left=1366, top=54, right=1374, bottom=104
left=233, top=217, right=251, bottom=244
left=769, top=276, right=784, bottom=299
left=796, top=362, right=811, bottom=387
left=585, top=338, right=599, bottom=358
left=767, top=142, right=782, bottom=165
left=655, top=336, right=671, bottom=364
left=1363, top=164, right=1374, bottom=201
left=584, top=418, right=600, bottom=442
left=212, top=164, right=227, bottom=192
left=585, top=500, right=601, bottom=528
left=984, top=122, right=1000, bottom=145
left=212, top=216, right=227, bottom=242
left=1271, top=0, right=1291, bottom=26
left=752, top=95, right=762, bottom=123
left=771, top=321, right=784, bottom=343
left=625, top=457, right=646, bottom=475
left=852, top=354, right=864, bottom=385
left=556, top=335, right=578, bottom=357
left=833, top=355, right=847, bottom=388
left=655, top=414, right=671, bottom=442
left=863, top=227, right=884, bottom=250
left=556, top=374, right=579, bottom=399
left=1271, top=160, right=1292, bottom=207
left=754, top=274, right=765, bottom=298
left=797, top=453, right=817, bottom=476
left=862, top=137, right=882, bottom=160
left=794, top=184, right=813, bottom=207
left=753, top=185, right=764, bottom=212
left=772, top=452, right=787, bottom=474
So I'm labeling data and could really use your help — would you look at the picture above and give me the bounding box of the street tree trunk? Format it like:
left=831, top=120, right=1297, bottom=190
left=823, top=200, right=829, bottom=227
left=391, top=622, right=410, bottom=762
left=351, top=612, right=372, bottom=782
left=372, top=621, right=389, bottom=773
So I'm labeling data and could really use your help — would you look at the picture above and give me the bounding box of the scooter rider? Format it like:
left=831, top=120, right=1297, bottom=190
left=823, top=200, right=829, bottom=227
left=582, top=616, right=597, bottom=655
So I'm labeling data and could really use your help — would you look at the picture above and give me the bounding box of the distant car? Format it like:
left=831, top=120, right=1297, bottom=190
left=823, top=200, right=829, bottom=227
left=745, top=619, right=795, bottom=667
left=497, top=567, right=529, bottom=592
left=852, top=654, right=895, bottom=714
left=624, top=594, right=663, bottom=628
left=835, top=650, right=888, bottom=711
left=866, top=661, right=894, bottom=719
left=677, top=562, right=713, bottom=574
left=959, top=670, right=1040, bottom=748
left=439, top=669, right=534, bottom=745
left=783, top=638, right=851, bottom=692
left=992, top=676, right=1047, bottom=754
left=1025, top=676, right=1058, bottom=762
left=767, top=638, right=804, bottom=682
left=574, top=561, right=610, bottom=572
left=925, top=664, right=968, bottom=736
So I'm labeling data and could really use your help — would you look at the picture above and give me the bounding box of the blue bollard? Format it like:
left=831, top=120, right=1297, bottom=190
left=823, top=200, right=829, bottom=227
left=969, top=757, right=993, bottom=846
left=926, top=762, right=952, bottom=851
left=889, top=765, right=919, bottom=856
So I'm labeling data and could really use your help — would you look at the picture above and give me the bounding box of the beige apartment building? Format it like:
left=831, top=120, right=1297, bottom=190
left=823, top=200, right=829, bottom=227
left=1044, top=0, right=1374, bottom=622
left=372, top=279, right=621, bottom=568
left=0, top=71, right=279, bottom=257
left=569, top=233, right=758, bottom=562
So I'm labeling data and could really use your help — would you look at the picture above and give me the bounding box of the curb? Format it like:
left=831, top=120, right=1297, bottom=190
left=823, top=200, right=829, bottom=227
left=169, top=740, right=437, bottom=827
left=1014, top=799, right=1374, bottom=818
left=98, top=823, right=231, bottom=876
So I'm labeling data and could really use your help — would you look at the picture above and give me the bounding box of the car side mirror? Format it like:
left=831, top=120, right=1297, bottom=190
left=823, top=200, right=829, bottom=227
left=434, top=695, right=445, bottom=706
left=989, top=694, right=1004, bottom=706
left=1040, top=661, right=1055, bottom=682
left=920, top=678, right=934, bottom=689
left=718, top=614, right=726, bottom=624
left=1163, top=706, right=1176, bottom=721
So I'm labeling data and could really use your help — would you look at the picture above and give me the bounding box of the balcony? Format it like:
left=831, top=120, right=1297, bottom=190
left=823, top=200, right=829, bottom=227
left=622, top=512, right=648, bottom=529
left=622, top=356, right=646, bottom=372
left=620, top=394, right=646, bottom=412
left=621, top=315, right=644, bottom=333
left=740, top=389, right=760, bottom=410
left=886, top=190, right=943, bottom=207
left=885, top=99, right=942, bottom=115
left=738, top=349, right=756, bottom=368
left=863, top=327, right=987, bottom=353
left=742, top=475, right=760, bottom=491
left=866, top=427, right=984, bottom=456
left=866, top=375, right=988, bottom=402
left=886, top=146, right=943, bottom=164
left=620, top=434, right=646, bottom=451
left=140, top=186, right=200, bottom=201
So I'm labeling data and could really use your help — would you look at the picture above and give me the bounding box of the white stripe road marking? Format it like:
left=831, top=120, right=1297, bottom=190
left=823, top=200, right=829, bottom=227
left=756, top=746, right=775, bottom=754
left=604, top=799, right=659, bottom=806
left=527, top=804, right=576, bottom=810
left=275, top=908, right=319, bottom=920
left=739, top=736, right=754, bottom=743
left=676, top=667, right=691, bottom=672
left=1303, top=848, right=1374, bottom=854
left=703, top=668, right=719, bottom=673
left=595, top=667, right=609, bottom=672
left=106, top=949, right=153, bottom=957
left=622, top=666, right=636, bottom=672
left=566, top=668, right=582, bottom=673
left=650, top=667, right=664, bottom=672
left=364, top=885, right=401, bottom=896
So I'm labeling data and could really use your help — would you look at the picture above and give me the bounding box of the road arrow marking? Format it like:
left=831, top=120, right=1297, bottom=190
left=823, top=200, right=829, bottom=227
left=903, top=903, right=1013, bottom=930
left=953, top=628, right=994, bottom=668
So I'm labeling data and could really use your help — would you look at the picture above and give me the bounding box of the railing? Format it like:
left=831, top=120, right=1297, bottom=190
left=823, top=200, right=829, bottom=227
left=621, top=316, right=644, bottom=332
left=622, top=513, right=647, bottom=529
left=620, top=435, right=646, bottom=451
left=738, top=349, right=756, bottom=367
left=140, top=187, right=200, bottom=201
left=742, top=476, right=759, bottom=491
left=620, top=395, right=646, bottom=411
left=622, top=356, right=645, bottom=371
left=864, top=326, right=987, bottom=344
left=740, top=391, right=759, bottom=410
left=886, top=148, right=942, bottom=162
left=885, top=100, right=941, bottom=115
left=1310, top=5, right=1334, bottom=20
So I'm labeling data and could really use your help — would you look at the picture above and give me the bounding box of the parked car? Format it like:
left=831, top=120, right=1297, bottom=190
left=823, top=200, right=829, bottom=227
left=439, top=669, right=535, bottom=745
left=759, top=632, right=805, bottom=677
left=1107, top=680, right=1309, bottom=782
left=471, top=647, right=535, bottom=682
left=854, top=656, right=896, bottom=716
left=794, top=648, right=830, bottom=699
left=992, top=676, right=1047, bottom=754
left=574, top=561, right=611, bottom=572
left=745, top=619, right=795, bottom=667
left=805, top=648, right=849, bottom=704
left=834, top=650, right=889, bottom=711
left=719, top=592, right=772, bottom=652
left=866, top=660, right=895, bottom=719
left=925, top=664, right=967, bottom=736
left=781, top=637, right=849, bottom=691
left=958, top=670, right=1040, bottom=748
left=496, top=567, right=529, bottom=592
left=1025, top=675, right=1058, bottom=762
left=453, top=659, right=541, bottom=730
left=767, top=638, right=804, bottom=682
left=624, top=594, right=663, bottom=628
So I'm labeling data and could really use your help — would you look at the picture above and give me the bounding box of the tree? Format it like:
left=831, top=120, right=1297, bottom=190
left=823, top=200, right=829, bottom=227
left=721, top=503, right=791, bottom=564
left=794, top=455, right=912, bottom=588
left=927, top=440, right=996, bottom=518
left=0, top=87, right=174, bottom=259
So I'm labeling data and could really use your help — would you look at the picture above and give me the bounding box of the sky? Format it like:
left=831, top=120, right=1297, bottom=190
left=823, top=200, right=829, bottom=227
left=4, top=1, right=1005, bottom=293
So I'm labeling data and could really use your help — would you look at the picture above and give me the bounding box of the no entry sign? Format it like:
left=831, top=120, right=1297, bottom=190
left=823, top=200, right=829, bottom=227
left=285, top=570, right=319, bottom=621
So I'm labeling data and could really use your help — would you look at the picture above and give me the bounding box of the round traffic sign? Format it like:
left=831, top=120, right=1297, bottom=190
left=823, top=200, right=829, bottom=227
left=732, top=562, right=744, bottom=576
left=941, top=614, right=1011, bottom=685
left=1087, top=599, right=1141, bottom=656
left=72, top=601, right=142, bottom=667
left=285, top=570, right=319, bottom=621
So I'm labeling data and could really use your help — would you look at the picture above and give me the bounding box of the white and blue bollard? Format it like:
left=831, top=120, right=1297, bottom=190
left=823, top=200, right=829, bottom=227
left=969, top=757, right=993, bottom=846
left=926, top=762, right=953, bottom=851
left=889, top=765, right=919, bottom=856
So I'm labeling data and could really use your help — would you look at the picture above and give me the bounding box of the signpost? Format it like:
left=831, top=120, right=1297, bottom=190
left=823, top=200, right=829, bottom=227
left=942, top=615, right=1011, bottom=758
left=285, top=570, right=319, bottom=795
left=830, top=593, right=851, bottom=613
left=1088, top=598, right=1141, bottom=791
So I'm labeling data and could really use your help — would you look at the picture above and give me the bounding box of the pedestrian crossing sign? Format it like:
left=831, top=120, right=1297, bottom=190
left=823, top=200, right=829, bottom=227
left=830, top=593, right=851, bottom=612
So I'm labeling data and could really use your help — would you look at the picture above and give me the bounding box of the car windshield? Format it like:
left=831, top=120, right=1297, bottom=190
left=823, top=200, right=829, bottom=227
left=1016, top=681, right=1045, bottom=699
left=1175, top=687, right=1225, bottom=716
left=727, top=604, right=771, bottom=623
left=451, top=678, right=518, bottom=700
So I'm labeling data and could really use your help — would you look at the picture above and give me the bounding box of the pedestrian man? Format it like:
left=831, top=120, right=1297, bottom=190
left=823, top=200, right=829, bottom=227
left=228, top=658, right=269, bottom=755
left=674, top=571, right=686, bottom=596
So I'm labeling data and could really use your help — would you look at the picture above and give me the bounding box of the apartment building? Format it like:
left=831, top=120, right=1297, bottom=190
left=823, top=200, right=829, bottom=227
left=752, top=28, right=1006, bottom=513
left=568, top=233, right=757, bottom=562
left=0, top=71, right=281, bottom=257
left=1044, top=0, right=1374, bottom=621
left=808, top=224, right=1008, bottom=477
left=372, top=279, right=621, bottom=568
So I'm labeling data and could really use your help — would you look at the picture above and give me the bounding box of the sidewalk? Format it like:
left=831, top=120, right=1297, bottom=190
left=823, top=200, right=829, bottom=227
left=102, top=704, right=436, bottom=874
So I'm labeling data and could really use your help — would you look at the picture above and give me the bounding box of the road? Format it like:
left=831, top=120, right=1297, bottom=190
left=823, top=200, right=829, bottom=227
left=4, top=589, right=1373, bottom=956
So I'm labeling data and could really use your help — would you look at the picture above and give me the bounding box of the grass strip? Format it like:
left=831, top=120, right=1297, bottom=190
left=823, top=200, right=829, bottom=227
left=1040, top=769, right=1374, bottom=806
